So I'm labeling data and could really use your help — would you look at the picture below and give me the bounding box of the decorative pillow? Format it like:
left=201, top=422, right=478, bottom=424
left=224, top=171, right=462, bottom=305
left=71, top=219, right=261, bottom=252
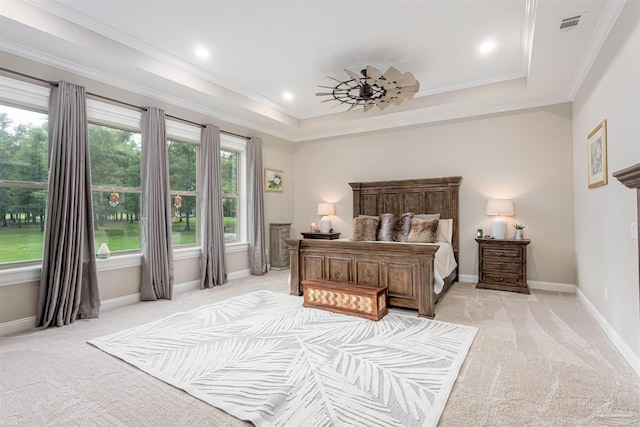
left=436, top=218, right=454, bottom=243
left=408, top=218, right=439, bottom=243
left=377, top=213, right=414, bottom=242
left=415, top=213, right=440, bottom=220
left=350, top=216, right=379, bottom=241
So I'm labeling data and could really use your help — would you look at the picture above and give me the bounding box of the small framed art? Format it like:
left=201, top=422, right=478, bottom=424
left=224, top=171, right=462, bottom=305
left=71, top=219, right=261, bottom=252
left=264, top=168, right=284, bottom=192
left=587, top=119, right=607, bottom=189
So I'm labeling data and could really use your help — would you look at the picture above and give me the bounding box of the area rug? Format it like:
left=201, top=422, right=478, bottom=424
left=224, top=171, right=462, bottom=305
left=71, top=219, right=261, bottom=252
left=89, top=290, right=477, bottom=426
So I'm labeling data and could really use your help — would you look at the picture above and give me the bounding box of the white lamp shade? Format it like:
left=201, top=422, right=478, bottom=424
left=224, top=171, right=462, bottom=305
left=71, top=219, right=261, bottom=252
left=486, top=198, right=514, bottom=216
left=317, top=203, right=335, bottom=216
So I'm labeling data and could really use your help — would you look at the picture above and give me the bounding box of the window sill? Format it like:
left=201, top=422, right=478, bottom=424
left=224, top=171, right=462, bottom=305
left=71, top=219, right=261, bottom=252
left=0, top=243, right=249, bottom=287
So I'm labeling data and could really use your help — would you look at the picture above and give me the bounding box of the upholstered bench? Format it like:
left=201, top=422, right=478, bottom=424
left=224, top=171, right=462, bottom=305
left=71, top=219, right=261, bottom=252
left=301, top=279, right=388, bottom=321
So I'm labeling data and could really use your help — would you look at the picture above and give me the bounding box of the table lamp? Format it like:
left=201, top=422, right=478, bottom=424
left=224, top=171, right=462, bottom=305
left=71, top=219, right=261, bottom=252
left=486, top=198, right=514, bottom=239
left=317, top=202, right=335, bottom=233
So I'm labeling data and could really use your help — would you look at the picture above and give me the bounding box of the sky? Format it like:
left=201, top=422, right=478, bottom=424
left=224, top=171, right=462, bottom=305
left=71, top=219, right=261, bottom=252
left=0, top=104, right=47, bottom=132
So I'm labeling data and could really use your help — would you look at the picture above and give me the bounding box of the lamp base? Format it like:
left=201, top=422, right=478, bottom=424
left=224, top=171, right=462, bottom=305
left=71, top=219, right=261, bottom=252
left=320, top=216, right=331, bottom=233
left=492, top=218, right=507, bottom=239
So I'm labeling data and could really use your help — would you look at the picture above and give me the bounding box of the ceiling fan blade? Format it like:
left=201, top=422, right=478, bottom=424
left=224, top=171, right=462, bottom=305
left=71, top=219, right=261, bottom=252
left=365, top=65, right=383, bottom=81
left=343, top=69, right=361, bottom=85
left=320, top=98, right=337, bottom=103
left=363, top=100, right=375, bottom=112
left=394, top=72, right=417, bottom=87
left=317, top=85, right=337, bottom=89
left=377, top=100, right=391, bottom=111
left=315, top=92, right=335, bottom=96
left=346, top=102, right=360, bottom=112
left=382, top=66, right=402, bottom=82
left=390, top=97, right=405, bottom=106
left=326, top=76, right=344, bottom=83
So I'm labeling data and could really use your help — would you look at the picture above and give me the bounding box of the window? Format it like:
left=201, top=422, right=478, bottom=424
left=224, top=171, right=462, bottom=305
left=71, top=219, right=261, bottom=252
left=222, top=150, right=239, bottom=242
left=0, top=104, right=48, bottom=264
left=0, top=75, right=248, bottom=271
left=89, top=123, right=142, bottom=254
left=168, top=139, right=197, bottom=246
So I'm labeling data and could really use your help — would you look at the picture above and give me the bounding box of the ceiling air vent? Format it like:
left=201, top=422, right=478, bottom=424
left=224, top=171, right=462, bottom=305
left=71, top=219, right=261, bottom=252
left=559, top=14, right=582, bottom=31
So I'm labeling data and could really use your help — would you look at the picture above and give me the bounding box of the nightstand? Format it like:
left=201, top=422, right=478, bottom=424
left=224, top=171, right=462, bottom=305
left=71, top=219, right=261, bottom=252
left=475, top=238, right=530, bottom=294
left=301, top=232, right=341, bottom=240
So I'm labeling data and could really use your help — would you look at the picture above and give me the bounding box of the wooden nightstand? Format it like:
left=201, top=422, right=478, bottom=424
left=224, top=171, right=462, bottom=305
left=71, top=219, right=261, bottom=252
left=475, top=238, right=530, bottom=294
left=301, top=232, right=341, bottom=240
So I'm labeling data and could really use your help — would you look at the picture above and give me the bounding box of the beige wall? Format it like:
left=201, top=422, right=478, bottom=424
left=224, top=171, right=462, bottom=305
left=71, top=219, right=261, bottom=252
left=294, top=104, right=576, bottom=284
left=572, top=0, right=639, bottom=359
left=262, top=136, right=296, bottom=258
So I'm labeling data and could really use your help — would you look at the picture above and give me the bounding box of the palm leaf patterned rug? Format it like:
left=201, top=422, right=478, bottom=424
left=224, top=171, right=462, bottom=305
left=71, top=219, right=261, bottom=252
left=89, top=290, right=477, bottom=426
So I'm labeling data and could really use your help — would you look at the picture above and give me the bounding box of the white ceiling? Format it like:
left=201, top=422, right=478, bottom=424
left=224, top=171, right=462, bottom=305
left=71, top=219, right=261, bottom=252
left=0, top=0, right=625, bottom=141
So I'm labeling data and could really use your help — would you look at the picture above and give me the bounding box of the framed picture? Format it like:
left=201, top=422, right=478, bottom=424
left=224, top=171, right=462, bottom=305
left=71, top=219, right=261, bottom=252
left=264, top=168, right=284, bottom=192
left=587, top=119, right=608, bottom=189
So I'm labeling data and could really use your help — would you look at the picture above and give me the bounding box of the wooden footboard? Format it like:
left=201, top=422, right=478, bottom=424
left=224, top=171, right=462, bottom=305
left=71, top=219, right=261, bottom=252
left=287, top=239, right=440, bottom=318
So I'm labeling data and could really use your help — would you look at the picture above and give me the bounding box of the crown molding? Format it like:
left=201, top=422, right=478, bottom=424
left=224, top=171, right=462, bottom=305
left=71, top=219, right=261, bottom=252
left=566, top=0, right=627, bottom=100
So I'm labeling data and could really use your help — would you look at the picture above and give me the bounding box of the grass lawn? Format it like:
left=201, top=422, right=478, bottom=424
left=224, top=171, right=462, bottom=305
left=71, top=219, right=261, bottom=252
left=0, top=217, right=201, bottom=263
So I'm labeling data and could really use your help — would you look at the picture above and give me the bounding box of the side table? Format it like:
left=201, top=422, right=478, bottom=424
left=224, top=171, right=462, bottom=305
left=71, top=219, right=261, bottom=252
left=476, top=238, right=530, bottom=294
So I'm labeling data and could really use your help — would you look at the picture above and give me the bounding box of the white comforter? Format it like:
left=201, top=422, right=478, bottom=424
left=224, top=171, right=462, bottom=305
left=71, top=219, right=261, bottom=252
left=432, top=241, right=457, bottom=294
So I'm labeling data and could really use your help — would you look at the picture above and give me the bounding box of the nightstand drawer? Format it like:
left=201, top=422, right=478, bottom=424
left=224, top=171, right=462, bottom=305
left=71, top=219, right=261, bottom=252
left=483, top=260, right=522, bottom=273
left=483, top=247, right=521, bottom=259
left=481, top=272, right=523, bottom=286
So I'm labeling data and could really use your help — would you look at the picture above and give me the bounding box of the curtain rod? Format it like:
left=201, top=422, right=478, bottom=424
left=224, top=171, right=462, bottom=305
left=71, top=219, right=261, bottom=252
left=0, top=67, right=251, bottom=141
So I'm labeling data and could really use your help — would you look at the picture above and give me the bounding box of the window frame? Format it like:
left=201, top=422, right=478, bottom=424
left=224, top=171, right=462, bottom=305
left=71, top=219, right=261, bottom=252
left=0, top=76, right=249, bottom=278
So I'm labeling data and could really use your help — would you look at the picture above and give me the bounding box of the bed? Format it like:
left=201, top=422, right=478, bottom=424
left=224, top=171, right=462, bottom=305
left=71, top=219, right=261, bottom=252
left=287, top=176, right=461, bottom=318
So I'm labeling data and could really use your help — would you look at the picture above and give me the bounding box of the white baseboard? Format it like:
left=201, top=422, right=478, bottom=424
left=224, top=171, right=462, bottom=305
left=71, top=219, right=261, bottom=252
left=457, top=274, right=576, bottom=294
left=0, top=316, right=36, bottom=336
left=576, top=288, right=640, bottom=379
left=528, top=280, right=576, bottom=293
left=457, top=274, right=476, bottom=283
left=228, top=269, right=250, bottom=281
left=0, top=274, right=250, bottom=337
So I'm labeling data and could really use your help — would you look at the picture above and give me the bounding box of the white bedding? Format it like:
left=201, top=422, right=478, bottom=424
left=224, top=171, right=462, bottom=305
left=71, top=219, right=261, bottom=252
left=432, top=241, right=457, bottom=294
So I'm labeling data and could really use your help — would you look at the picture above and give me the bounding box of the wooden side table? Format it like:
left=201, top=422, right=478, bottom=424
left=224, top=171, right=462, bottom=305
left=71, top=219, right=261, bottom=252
left=475, top=238, right=530, bottom=294
left=301, top=232, right=341, bottom=240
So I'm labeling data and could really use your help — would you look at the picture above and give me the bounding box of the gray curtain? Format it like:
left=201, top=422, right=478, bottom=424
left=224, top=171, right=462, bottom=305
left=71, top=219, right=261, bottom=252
left=200, top=125, right=227, bottom=288
left=37, top=81, right=100, bottom=328
left=247, top=137, right=268, bottom=275
left=140, top=107, right=174, bottom=300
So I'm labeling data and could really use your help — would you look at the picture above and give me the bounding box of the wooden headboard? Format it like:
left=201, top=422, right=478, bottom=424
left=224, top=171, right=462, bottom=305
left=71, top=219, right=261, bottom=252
left=348, top=176, right=462, bottom=256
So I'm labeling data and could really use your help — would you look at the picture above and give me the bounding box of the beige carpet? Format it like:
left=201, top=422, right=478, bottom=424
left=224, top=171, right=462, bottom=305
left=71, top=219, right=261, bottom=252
left=1, top=271, right=639, bottom=426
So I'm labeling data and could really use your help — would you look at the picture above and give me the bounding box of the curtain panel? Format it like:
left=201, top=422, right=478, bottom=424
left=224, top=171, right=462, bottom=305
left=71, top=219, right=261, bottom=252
left=37, top=81, right=100, bottom=328
left=140, top=107, right=174, bottom=300
left=199, top=125, right=227, bottom=288
left=247, top=137, right=267, bottom=275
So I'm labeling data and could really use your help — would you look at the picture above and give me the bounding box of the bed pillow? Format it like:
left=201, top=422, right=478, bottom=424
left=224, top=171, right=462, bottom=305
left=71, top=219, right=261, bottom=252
left=415, top=213, right=441, bottom=220
left=350, top=216, right=379, bottom=241
left=436, top=218, right=454, bottom=243
left=408, top=218, right=439, bottom=243
left=377, top=213, right=414, bottom=242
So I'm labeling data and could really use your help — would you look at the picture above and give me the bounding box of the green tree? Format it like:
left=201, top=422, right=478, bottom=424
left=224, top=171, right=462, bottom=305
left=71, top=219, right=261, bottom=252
left=168, top=140, right=196, bottom=231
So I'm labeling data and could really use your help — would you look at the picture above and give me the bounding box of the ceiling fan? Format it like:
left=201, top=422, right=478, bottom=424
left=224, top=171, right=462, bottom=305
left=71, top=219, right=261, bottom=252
left=316, top=65, right=420, bottom=112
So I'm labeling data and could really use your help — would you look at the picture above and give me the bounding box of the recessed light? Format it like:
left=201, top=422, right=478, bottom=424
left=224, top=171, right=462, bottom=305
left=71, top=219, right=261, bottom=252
left=282, top=92, right=294, bottom=101
left=479, top=40, right=496, bottom=54
left=194, top=46, right=210, bottom=59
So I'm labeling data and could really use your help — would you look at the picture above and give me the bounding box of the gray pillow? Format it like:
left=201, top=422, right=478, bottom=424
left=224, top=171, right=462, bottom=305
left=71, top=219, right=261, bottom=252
left=350, top=216, right=379, bottom=241
left=377, top=213, right=414, bottom=242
